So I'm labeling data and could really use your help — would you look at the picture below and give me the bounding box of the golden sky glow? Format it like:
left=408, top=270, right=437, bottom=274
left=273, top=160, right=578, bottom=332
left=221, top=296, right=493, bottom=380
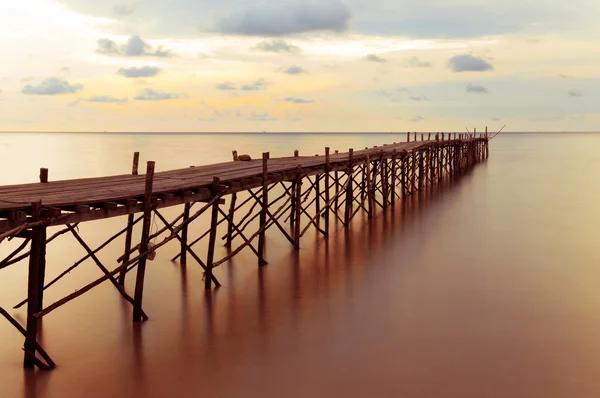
left=1, top=0, right=599, bottom=132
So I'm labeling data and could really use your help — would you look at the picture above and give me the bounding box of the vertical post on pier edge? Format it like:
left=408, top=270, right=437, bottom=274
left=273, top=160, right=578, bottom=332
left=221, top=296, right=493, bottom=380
left=205, top=177, right=221, bottom=288
left=133, top=161, right=154, bottom=323
left=324, top=147, right=330, bottom=236
left=294, top=166, right=302, bottom=250
left=119, top=151, right=140, bottom=284
left=344, top=149, right=354, bottom=226
left=39, top=168, right=48, bottom=183
left=23, top=201, right=45, bottom=368
left=407, top=132, right=410, bottom=142
left=258, top=153, right=269, bottom=266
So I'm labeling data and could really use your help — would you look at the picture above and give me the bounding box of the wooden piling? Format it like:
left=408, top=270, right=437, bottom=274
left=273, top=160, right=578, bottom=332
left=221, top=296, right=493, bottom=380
left=257, top=152, right=269, bottom=266
left=390, top=151, right=397, bottom=207
left=294, top=166, right=302, bottom=249
left=324, top=147, right=330, bottom=236
left=23, top=201, right=45, bottom=368
left=381, top=152, right=388, bottom=211
left=418, top=150, right=425, bottom=190
left=344, top=149, right=354, bottom=226
left=365, top=156, right=374, bottom=218
left=205, top=177, right=221, bottom=288
left=119, top=152, right=139, bottom=284
left=133, top=161, right=154, bottom=323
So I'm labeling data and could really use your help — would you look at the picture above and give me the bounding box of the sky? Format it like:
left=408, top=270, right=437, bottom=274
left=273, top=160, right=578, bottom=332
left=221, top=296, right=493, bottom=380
left=1, top=0, right=599, bottom=132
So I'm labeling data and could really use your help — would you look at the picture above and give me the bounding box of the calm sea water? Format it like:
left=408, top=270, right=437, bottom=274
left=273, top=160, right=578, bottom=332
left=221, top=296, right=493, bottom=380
left=1, top=132, right=600, bottom=398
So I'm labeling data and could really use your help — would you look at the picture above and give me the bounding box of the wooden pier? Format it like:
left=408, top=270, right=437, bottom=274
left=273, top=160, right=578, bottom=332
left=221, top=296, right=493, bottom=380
left=0, top=132, right=489, bottom=369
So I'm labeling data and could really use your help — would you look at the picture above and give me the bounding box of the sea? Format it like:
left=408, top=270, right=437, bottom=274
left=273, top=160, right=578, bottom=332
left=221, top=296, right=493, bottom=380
left=1, top=132, right=600, bottom=398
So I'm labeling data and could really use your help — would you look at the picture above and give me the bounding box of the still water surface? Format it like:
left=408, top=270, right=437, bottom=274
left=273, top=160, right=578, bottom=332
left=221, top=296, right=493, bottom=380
left=1, top=133, right=600, bottom=398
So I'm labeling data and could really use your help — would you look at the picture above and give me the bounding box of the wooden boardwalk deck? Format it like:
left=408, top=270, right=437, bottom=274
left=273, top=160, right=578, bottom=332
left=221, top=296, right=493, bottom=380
left=0, top=140, right=435, bottom=233
left=0, top=133, right=489, bottom=370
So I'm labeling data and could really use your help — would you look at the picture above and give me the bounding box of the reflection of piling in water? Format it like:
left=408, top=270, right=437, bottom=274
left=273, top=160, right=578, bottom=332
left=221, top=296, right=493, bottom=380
left=0, top=132, right=490, bottom=369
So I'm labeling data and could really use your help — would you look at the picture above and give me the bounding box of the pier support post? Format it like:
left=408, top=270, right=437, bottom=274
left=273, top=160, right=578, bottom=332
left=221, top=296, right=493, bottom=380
left=400, top=157, right=407, bottom=199
left=257, top=152, right=269, bottom=266
left=390, top=151, right=397, bottom=208
left=205, top=177, right=221, bottom=289
left=410, top=153, right=416, bottom=195
left=381, top=152, right=388, bottom=211
left=133, top=161, right=154, bottom=323
left=119, top=151, right=139, bottom=284
left=23, top=201, right=46, bottom=368
left=180, top=202, right=191, bottom=262
left=324, top=147, right=330, bottom=236
left=418, top=150, right=425, bottom=190
left=225, top=193, right=236, bottom=249
left=366, top=156, right=374, bottom=218
left=344, top=149, right=354, bottom=226
left=294, top=166, right=302, bottom=249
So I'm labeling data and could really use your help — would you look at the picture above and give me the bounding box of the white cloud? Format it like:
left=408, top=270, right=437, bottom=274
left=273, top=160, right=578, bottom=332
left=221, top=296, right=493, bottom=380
left=284, top=66, right=307, bottom=75
left=96, top=36, right=171, bottom=57
left=449, top=54, right=494, bottom=72
left=218, top=1, right=350, bottom=36
left=466, top=83, right=489, bottom=93
left=134, top=88, right=180, bottom=101
left=366, top=54, right=386, bottom=63
left=117, top=66, right=161, bottom=78
left=255, top=40, right=301, bottom=53
left=284, top=97, right=315, bottom=104
left=21, top=78, right=82, bottom=95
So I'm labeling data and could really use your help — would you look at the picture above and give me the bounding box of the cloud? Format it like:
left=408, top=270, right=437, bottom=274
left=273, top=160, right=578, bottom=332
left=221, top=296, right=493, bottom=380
left=87, top=96, right=128, bottom=103
left=255, top=40, right=300, bottom=53
left=284, top=66, right=307, bottom=75
left=134, top=88, right=180, bottom=101
left=409, top=95, right=428, bottom=101
left=409, top=115, right=424, bottom=122
left=96, top=36, right=171, bottom=57
left=117, top=66, right=160, bottom=78
left=216, top=81, right=236, bottom=90
left=20, top=77, right=34, bottom=82
left=466, top=83, right=489, bottom=93
left=22, top=78, right=83, bottom=95
left=284, top=97, right=315, bottom=104
left=449, top=54, right=494, bottom=72
left=405, top=57, right=432, bottom=68
left=366, top=54, right=386, bottom=63
left=568, top=90, right=584, bottom=97
left=559, top=74, right=570, bottom=78
left=248, top=112, right=277, bottom=121
left=218, top=1, right=350, bottom=36
left=112, top=4, right=135, bottom=16
left=241, top=79, right=268, bottom=91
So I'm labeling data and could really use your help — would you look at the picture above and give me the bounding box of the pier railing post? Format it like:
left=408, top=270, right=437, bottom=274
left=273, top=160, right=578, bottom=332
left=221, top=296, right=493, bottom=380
left=119, top=151, right=139, bottom=284
left=23, top=201, right=45, bottom=368
left=257, top=152, right=269, bottom=266
left=133, top=161, right=154, bottom=323
left=39, top=168, right=48, bottom=183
